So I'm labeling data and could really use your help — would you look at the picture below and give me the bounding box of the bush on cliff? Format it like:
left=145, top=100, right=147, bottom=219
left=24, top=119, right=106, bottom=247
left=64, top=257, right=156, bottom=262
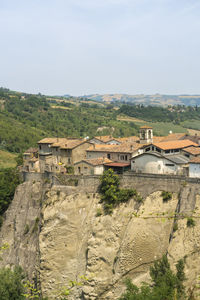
left=0, top=266, right=25, bottom=300
left=0, top=168, right=21, bottom=219
left=119, top=255, right=186, bottom=300
left=99, top=169, right=140, bottom=214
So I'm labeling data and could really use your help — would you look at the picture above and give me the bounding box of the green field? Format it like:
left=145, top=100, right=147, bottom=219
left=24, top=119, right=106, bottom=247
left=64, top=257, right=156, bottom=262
left=117, top=115, right=188, bottom=136
left=0, top=150, right=17, bottom=169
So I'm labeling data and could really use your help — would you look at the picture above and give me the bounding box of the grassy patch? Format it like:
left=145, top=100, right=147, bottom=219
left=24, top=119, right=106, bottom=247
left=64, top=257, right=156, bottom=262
left=0, top=150, right=17, bottom=169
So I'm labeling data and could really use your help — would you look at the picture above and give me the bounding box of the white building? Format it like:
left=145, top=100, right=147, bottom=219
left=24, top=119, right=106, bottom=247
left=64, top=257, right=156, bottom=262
left=131, top=153, right=189, bottom=175
left=189, top=157, right=200, bottom=178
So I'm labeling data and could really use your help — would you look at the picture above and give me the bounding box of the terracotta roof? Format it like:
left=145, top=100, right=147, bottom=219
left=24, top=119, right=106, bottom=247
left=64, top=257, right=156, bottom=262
left=140, top=125, right=153, bottom=129
left=117, top=136, right=139, bottom=142
left=94, top=135, right=116, bottom=142
left=52, top=139, right=85, bottom=149
left=104, top=162, right=130, bottom=167
left=153, top=136, right=165, bottom=143
left=189, top=157, right=200, bottom=164
left=38, top=138, right=68, bottom=144
left=153, top=140, right=198, bottom=150
left=75, top=157, right=112, bottom=166
left=87, top=142, right=142, bottom=153
left=24, top=147, right=38, bottom=154
left=161, top=133, right=187, bottom=142
left=183, top=146, right=200, bottom=155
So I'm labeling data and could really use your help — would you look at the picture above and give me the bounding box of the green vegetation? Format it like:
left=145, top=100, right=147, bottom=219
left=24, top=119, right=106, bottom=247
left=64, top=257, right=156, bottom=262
left=119, top=255, right=186, bottom=300
left=187, top=217, right=195, bottom=227
left=100, top=169, right=141, bottom=214
left=0, top=168, right=21, bottom=223
left=0, top=150, right=17, bottom=169
left=0, top=266, right=25, bottom=300
left=161, top=191, right=172, bottom=202
left=24, top=224, right=29, bottom=235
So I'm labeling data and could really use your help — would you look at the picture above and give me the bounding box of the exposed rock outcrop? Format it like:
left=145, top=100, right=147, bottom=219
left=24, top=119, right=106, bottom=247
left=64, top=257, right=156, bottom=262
left=1, top=177, right=200, bottom=299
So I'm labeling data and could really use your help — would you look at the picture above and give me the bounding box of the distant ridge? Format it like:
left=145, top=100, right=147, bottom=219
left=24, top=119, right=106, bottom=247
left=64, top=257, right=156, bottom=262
left=80, top=94, right=200, bottom=106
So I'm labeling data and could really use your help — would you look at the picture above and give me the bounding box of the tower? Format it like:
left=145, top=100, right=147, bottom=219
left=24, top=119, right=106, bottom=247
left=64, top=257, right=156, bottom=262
left=139, top=126, right=153, bottom=144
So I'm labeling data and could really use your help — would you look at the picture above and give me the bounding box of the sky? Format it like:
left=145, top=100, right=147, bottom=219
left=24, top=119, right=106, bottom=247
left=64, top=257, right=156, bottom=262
left=0, top=0, right=200, bottom=96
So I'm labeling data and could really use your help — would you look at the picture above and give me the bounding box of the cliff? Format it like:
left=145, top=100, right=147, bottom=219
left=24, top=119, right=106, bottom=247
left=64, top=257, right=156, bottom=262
left=0, top=174, right=200, bottom=299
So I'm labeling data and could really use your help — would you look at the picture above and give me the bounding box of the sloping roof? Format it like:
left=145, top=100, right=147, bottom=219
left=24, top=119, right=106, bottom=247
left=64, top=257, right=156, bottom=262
left=189, top=157, right=200, bottom=164
left=104, top=162, right=130, bottom=167
left=161, top=133, right=187, bottom=142
left=117, top=136, right=139, bottom=143
left=166, top=155, right=189, bottom=164
left=87, top=142, right=142, bottom=153
left=94, top=136, right=117, bottom=143
left=183, top=146, right=200, bottom=155
left=75, top=157, right=112, bottom=166
left=24, top=147, right=38, bottom=154
left=153, top=139, right=198, bottom=150
left=38, top=138, right=67, bottom=144
left=131, top=152, right=189, bottom=165
left=53, top=139, right=85, bottom=149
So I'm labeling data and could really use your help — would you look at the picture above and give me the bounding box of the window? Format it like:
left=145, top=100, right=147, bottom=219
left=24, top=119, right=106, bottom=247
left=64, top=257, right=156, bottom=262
left=78, top=167, right=81, bottom=173
left=174, top=149, right=179, bottom=153
left=39, top=145, right=41, bottom=150
left=152, top=146, right=155, bottom=151
left=68, top=158, right=71, bottom=163
left=166, top=163, right=175, bottom=167
left=165, top=150, right=170, bottom=154
left=145, top=147, right=150, bottom=152
left=120, top=155, right=124, bottom=160
left=107, top=154, right=111, bottom=159
left=125, top=155, right=127, bottom=161
left=156, top=147, right=161, bottom=153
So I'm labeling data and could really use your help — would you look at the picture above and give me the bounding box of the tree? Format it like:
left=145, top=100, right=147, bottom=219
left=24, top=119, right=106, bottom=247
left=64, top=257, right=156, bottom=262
left=0, top=267, right=25, bottom=300
left=99, top=169, right=135, bottom=214
left=119, top=255, right=186, bottom=300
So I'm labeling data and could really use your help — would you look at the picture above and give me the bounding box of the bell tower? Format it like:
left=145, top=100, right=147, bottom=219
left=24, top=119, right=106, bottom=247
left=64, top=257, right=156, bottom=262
left=139, top=126, right=153, bottom=144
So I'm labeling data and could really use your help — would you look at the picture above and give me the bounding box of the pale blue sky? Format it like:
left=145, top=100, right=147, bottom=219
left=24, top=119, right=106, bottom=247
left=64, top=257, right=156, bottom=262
left=0, top=0, right=200, bottom=96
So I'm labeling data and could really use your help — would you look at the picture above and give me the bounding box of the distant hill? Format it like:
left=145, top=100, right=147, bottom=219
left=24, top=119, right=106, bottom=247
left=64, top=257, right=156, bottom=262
left=81, top=94, right=200, bottom=106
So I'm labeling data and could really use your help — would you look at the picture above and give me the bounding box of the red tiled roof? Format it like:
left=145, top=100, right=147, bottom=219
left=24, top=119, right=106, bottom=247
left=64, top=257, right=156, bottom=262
left=87, top=142, right=142, bottom=153
left=153, top=140, right=198, bottom=150
left=104, top=162, right=130, bottom=167
left=189, top=157, right=200, bottom=164
left=75, top=157, right=112, bottom=166
left=183, top=146, right=200, bottom=155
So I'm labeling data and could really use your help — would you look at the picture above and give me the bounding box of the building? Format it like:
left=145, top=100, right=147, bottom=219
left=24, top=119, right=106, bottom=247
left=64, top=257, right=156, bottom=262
left=131, top=152, right=189, bottom=175
left=23, top=148, right=39, bottom=172
left=74, top=157, right=112, bottom=175
left=189, top=157, right=200, bottom=178
left=86, top=143, right=141, bottom=163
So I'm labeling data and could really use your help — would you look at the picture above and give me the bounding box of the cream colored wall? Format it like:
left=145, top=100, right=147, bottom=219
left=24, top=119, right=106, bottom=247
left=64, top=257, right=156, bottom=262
left=72, top=142, right=91, bottom=164
left=87, top=151, right=131, bottom=163
left=74, top=162, right=94, bottom=175
left=131, top=154, right=179, bottom=175
left=189, top=163, right=200, bottom=178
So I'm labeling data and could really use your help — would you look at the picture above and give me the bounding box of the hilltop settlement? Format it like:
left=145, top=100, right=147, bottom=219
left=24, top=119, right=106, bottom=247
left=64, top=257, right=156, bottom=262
left=22, top=126, right=200, bottom=178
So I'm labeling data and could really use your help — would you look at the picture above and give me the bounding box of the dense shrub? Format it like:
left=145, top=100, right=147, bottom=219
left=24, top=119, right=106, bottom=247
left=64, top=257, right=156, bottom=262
left=161, top=191, right=172, bottom=202
left=119, top=255, right=186, bottom=300
left=100, top=169, right=141, bottom=214
left=187, top=217, right=195, bottom=227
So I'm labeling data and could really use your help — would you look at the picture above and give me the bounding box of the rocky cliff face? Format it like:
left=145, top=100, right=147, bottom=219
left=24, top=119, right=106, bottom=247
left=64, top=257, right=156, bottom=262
left=0, top=178, right=200, bottom=299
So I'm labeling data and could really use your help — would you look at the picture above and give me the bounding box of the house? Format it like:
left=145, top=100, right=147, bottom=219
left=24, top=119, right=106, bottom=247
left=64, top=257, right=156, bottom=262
left=182, top=146, right=200, bottom=159
left=86, top=143, right=141, bottom=163
left=23, top=148, right=39, bottom=172
left=131, top=152, right=189, bottom=175
left=74, top=157, right=112, bottom=175
left=189, top=157, right=200, bottom=178
left=38, top=137, right=91, bottom=173
left=89, top=136, right=121, bottom=145
left=104, top=162, right=131, bottom=174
